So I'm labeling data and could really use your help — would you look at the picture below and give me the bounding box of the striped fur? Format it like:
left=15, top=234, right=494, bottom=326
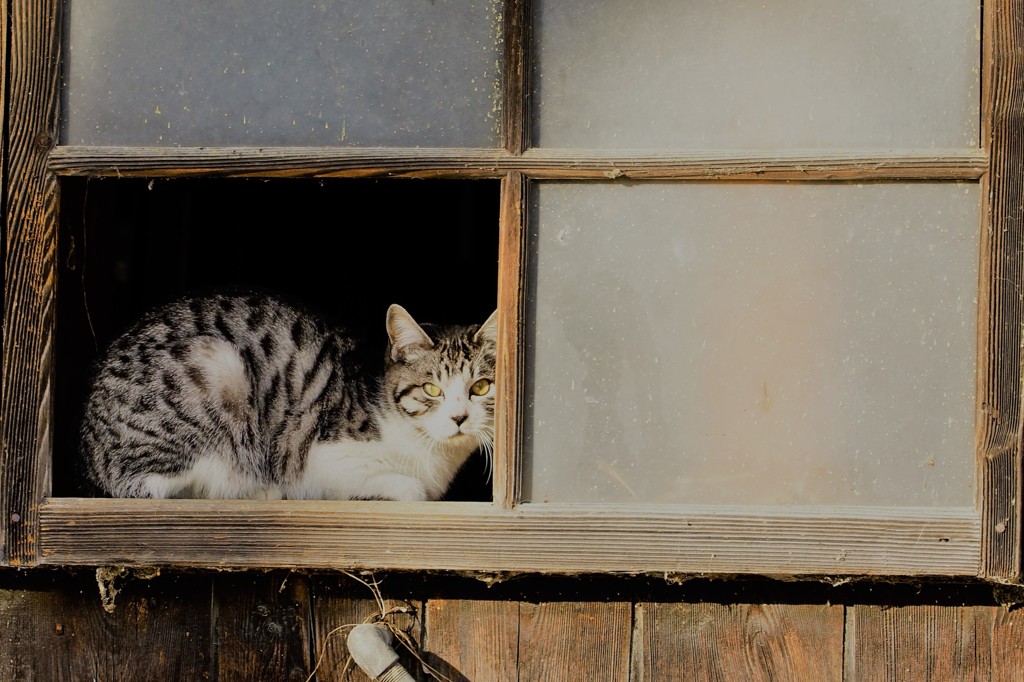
left=81, top=293, right=496, bottom=500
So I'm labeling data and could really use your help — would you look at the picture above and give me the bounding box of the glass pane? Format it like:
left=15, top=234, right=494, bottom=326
left=524, top=183, right=979, bottom=506
left=533, top=0, right=980, bottom=149
left=63, top=0, right=503, bottom=147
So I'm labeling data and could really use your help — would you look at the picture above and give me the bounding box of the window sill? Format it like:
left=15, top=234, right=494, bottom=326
left=38, top=498, right=980, bottom=577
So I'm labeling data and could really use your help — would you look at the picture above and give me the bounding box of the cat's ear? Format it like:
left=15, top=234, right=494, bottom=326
left=473, top=310, right=499, bottom=345
left=387, top=304, right=433, bottom=362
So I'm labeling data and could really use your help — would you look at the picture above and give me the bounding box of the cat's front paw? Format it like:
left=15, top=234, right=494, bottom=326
left=370, top=474, right=428, bottom=502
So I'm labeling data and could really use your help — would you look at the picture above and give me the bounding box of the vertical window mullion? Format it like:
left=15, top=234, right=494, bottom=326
left=502, top=0, right=532, bottom=155
left=494, top=172, right=528, bottom=508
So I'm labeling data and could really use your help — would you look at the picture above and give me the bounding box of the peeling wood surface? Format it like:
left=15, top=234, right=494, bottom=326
left=632, top=602, right=843, bottom=682
left=46, top=145, right=988, bottom=181
left=39, top=498, right=981, bottom=576
left=1, top=0, right=61, bottom=567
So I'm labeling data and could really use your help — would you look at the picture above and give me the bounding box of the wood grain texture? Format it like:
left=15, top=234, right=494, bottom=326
left=979, top=0, right=1024, bottom=581
left=515, top=148, right=988, bottom=181
left=39, top=499, right=981, bottom=576
left=0, top=571, right=212, bottom=681
left=1, top=0, right=7, bottom=206
left=2, top=0, right=61, bottom=566
left=46, top=145, right=987, bottom=181
left=845, top=604, right=989, bottom=681
left=422, top=599, right=519, bottom=682
left=501, top=0, right=530, bottom=154
left=632, top=602, right=843, bottom=682
left=494, top=172, right=527, bottom=508
left=518, top=601, right=631, bottom=682
left=48, top=146, right=510, bottom=179
left=1, top=567, right=1022, bottom=682
left=310, top=575, right=422, bottom=682
left=988, top=606, right=1024, bottom=680
left=212, top=572, right=312, bottom=682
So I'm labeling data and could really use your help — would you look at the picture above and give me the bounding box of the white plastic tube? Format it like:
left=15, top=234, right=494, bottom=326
left=346, top=623, right=416, bottom=682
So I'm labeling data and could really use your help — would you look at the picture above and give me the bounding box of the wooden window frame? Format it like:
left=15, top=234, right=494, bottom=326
left=3, top=0, right=1022, bottom=580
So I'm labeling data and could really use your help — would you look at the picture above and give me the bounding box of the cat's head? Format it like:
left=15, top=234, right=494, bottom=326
left=383, top=305, right=498, bottom=457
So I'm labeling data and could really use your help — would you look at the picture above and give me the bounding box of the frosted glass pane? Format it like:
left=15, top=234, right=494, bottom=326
left=63, top=0, right=502, bottom=147
left=525, top=183, right=979, bottom=506
left=533, top=0, right=980, bottom=149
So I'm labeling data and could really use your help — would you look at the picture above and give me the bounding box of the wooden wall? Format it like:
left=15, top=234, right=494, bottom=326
left=2, top=569, right=1021, bottom=681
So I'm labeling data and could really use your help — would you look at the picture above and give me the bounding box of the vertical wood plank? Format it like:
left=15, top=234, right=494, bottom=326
left=311, top=575, right=423, bottom=682
left=1, top=0, right=7, bottom=204
left=501, top=0, right=531, bottom=154
left=0, top=570, right=212, bottom=681
left=0, top=580, right=75, bottom=681
left=212, top=572, right=312, bottom=682
left=422, top=599, right=519, bottom=682
left=632, top=602, right=842, bottom=682
left=494, top=171, right=527, bottom=508
left=1, top=0, right=61, bottom=566
left=980, top=0, right=1024, bottom=579
left=989, top=606, right=1024, bottom=681
left=518, top=601, right=631, bottom=682
left=845, top=604, right=989, bottom=680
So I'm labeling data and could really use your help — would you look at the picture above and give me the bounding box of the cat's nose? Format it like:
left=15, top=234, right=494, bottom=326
left=452, top=413, right=468, bottom=427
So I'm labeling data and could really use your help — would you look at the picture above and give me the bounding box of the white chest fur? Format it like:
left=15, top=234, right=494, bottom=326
left=284, top=414, right=477, bottom=501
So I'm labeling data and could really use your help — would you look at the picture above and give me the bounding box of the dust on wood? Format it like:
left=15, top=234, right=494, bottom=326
left=96, top=566, right=161, bottom=613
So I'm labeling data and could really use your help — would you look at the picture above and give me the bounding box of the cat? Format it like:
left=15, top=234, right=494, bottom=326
left=80, top=292, right=497, bottom=501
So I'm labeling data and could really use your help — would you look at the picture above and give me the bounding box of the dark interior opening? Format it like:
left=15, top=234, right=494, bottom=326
left=56, top=176, right=500, bottom=500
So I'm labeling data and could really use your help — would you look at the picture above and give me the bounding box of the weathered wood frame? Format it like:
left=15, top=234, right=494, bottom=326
left=3, top=0, right=1022, bottom=579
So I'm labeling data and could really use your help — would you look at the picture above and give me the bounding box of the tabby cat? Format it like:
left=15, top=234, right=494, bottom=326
left=81, top=293, right=497, bottom=500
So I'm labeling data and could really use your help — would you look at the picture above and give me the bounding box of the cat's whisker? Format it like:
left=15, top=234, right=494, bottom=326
left=481, top=442, right=494, bottom=483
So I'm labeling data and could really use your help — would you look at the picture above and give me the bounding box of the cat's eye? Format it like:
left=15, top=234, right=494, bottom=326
left=422, top=382, right=443, bottom=398
left=470, top=379, right=492, bottom=396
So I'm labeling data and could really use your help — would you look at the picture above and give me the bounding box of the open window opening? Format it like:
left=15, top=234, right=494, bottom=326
left=55, top=177, right=501, bottom=501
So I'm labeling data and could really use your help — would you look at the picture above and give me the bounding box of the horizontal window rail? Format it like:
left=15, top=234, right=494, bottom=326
left=47, top=146, right=988, bottom=181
